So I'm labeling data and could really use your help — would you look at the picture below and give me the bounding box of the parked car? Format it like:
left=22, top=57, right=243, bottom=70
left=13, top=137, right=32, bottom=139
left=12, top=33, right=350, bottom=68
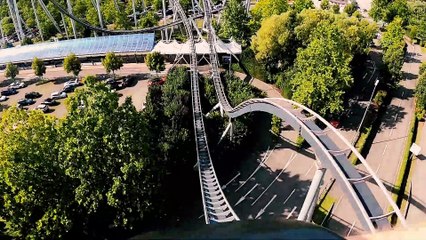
left=51, top=91, right=67, bottom=99
left=106, top=79, right=120, bottom=90
left=0, top=95, right=8, bottom=102
left=17, top=98, right=35, bottom=106
left=148, top=77, right=165, bottom=86
left=9, top=81, right=26, bottom=89
left=1, top=88, right=17, bottom=96
left=25, top=91, right=42, bottom=99
left=64, top=80, right=82, bottom=88
left=35, top=104, right=49, bottom=113
left=62, top=85, right=75, bottom=93
left=119, top=77, right=136, bottom=88
left=42, top=98, right=58, bottom=106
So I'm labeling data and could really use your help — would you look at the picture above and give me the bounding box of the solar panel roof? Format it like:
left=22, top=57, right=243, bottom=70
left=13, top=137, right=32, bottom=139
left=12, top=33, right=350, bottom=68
left=0, top=33, right=155, bottom=65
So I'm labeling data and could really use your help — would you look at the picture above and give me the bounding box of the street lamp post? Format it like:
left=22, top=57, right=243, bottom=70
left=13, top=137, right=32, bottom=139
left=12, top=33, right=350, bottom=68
left=351, top=79, right=380, bottom=145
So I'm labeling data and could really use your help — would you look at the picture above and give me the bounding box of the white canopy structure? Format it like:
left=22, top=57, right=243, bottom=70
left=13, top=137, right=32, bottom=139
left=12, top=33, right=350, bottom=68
left=151, top=39, right=242, bottom=55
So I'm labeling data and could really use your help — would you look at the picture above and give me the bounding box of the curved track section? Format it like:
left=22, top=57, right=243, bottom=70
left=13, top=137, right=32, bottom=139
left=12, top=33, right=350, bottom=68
left=171, top=0, right=239, bottom=224
left=201, top=0, right=407, bottom=233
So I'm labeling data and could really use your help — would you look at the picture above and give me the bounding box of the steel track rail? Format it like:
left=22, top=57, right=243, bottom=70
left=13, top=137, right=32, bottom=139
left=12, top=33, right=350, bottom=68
left=171, top=0, right=239, bottom=224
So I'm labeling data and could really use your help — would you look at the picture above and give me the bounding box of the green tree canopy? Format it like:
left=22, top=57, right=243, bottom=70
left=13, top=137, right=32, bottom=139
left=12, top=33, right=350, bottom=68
left=332, top=4, right=340, bottom=14
left=0, top=107, right=74, bottom=238
left=251, top=11, right=297, bottom=70
left=370, top=0, right=410, bottom=24
left=219, top=0, right=250, bottom=43
left=31, top=57, right=46, bottom=78
left=381, top=17, right=405, bottom=81
left=289, top=23, right=353, bottom=115
left=145, top=51, right=165, bottom=73
left=63, top=53, right=82, bottom=78
left=102, top=52, right=123, bottom=77
left=293, top=0, right=314, bottom=13
left=5, top=62, right=19, bottom=80
left=320, top=0, right=330, bottom=10
left=343, top=2, right=357, bottom=16
left=250, top=0, right=289, bottom=30
left=138, top=11, right=160, bottom=28
left=415, top=73, right=426, bottom=119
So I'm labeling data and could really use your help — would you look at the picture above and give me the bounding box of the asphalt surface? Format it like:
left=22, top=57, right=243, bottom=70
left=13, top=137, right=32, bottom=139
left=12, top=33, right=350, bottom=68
left=0, top=63, right=171, bottom=117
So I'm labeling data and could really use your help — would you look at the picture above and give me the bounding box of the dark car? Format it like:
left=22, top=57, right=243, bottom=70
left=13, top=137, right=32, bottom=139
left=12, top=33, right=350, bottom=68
left=25, top=91, right=42, bottom=99
left=119, top=77, right=136, bottom=88
left=42, top=98, right=58, bottom=106
left=17, top=98, right=35, bottom=106
left=1, top=88, right=17, bottom=96
left=106, top=79, right=120, bottom=90
left=62, top=85, right=75, bottom=93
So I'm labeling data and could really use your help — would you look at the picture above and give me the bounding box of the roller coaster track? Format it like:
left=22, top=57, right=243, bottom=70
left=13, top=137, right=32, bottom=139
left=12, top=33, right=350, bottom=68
left=171, top=0, right=239, bottom=224
left=201, top=0, right=408, bottom=233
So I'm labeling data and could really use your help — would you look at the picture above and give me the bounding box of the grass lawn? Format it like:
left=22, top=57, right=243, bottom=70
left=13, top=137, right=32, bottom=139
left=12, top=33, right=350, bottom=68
left=312, top=195, right=336, bottom=226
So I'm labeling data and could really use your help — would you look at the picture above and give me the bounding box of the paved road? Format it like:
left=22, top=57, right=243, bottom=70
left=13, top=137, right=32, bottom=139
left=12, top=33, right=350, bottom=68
left=406, top=50, right=426, bottom=224
left=327, top=43, right=422, bottom=235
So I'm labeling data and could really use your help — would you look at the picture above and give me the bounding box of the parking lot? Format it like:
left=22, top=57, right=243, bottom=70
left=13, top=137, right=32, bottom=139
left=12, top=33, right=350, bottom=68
left=0, top=63, right=169, bottom=118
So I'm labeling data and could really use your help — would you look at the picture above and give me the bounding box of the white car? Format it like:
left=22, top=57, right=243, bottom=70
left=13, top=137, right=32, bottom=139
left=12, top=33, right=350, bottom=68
left=51, top=91, right=67, bottom=99
left=9, top=81, right=26, bottom=89
left=64, top=80, right=80, bottom=88
left=35, top=104, right=49, bottom=113
left=0, top=95, right=8, bottom=102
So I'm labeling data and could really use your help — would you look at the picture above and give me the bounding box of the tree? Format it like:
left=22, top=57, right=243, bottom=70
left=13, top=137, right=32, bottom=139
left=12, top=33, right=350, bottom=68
left=219, top=0, right=250, bottom=43
left=81, top=75, right=99, bottom=86
left=370, top=0, right=410, bottom=24
left=138, top=11, right=160, bottom=28
left=320, top=0, right=330, bottom=10
left=1, top=17, right=14, bottom=36
left=343, top=2, right=357, bottom=16
left=289, top=23, right=353, bottom=115
left=251, top=11, right=297, bottom=71
left=271, top=115, right=282, bottom=136
left=420, top=62, right=426, bottom=76
left=145, top=52, right=165, bottom=74
left=5, top=62, right=19, bottom=81
left=250, top=0, right=289, bottom=30
left=332, top=4, right=340, bottom=14
left=32, top=57, right=46, bottom=79
left=102, top=52, right=123, bottom=79
left=381, top=17, right=405, bottom=81
left=415, top=73, right=426, bottom=119
left=63, top=53, right=82, bottom=78
left=293, top=0, right=314, bottom=13
left=0, top=107, right=74, bottom=239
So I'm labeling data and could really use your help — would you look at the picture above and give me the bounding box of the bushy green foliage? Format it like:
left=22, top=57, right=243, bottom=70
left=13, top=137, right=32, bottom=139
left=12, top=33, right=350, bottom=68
left=145, top=51, right=165, bottom=73
left=415, top=73, right=426, bottom=119
left=320, top=0, right=330, bottom=10
left=290, top=22, right=353, bottom=115
left=63, top=53, right=82, bottom=77
left=271, top=115, right=282, bottom=135
left=370, top=0, right=410, bottom=24
left=250, top=0, right=289, bottom=31
left=31, top=57, right=46, bottom=78
left=293, top=0, right=314, bottom=13
left=5, top=62, right=18, bottom=80
left=138, top=11, right=160, bottom=28
left=102, top=52, right=123, bottom=76
left=219, top=0, right=250, bottom=43
left=420, top=62, right=426, bottom=76
left=381, top=17, right=406, bottom=81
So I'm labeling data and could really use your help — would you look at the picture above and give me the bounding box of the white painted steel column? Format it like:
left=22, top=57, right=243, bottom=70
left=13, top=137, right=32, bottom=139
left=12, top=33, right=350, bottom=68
left=298, top=168, right=326, bottom=222
left=162, top=0, right=168, bottom=40
left=132, top=0, right=137, bottom=27
left=31, top=0, right=44, bottom=41
left=66, top=0, right=77, bottom=38
left=96, top=0, right=104, bottom=30
left=7, top=0, right=21, bottom=42
left=12, top=0, right=24, bottom=40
